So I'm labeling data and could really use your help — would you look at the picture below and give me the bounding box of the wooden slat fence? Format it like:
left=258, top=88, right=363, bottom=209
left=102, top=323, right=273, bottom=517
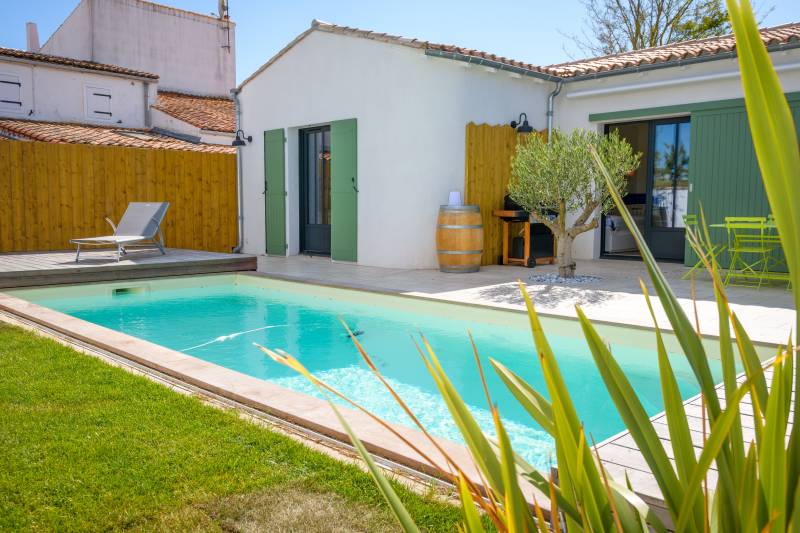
left=0, top=140, right=238, bottom=253
left=463, top=124, right=519, bottom=265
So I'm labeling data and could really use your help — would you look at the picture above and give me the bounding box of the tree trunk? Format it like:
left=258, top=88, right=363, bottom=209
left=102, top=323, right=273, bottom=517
left=556, top=234, right=576, bottom=278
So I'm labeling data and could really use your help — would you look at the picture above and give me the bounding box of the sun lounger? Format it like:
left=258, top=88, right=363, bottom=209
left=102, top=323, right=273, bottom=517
left=70, top=202, right=169, bottom=262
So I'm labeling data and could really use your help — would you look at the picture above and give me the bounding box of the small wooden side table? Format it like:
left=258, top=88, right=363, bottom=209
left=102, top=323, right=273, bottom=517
left=493, top=210, right=556, bottom=267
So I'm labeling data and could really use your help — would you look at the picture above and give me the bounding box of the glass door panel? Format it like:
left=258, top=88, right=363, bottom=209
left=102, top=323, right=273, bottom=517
left=674, top=122, right=690, bottom=228
left=651, top=123, right=677, bottom=228
left=646, top=118, right=690, bottom=261
left=300, top=127, right=331, bottom=255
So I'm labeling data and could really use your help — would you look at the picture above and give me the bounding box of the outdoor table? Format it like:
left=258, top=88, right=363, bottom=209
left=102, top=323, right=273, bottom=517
left=708, top=222, right=777, bottom=229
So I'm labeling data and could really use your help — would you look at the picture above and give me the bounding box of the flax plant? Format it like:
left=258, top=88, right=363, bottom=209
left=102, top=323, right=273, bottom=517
left=258, top=1, right=800, bottom=529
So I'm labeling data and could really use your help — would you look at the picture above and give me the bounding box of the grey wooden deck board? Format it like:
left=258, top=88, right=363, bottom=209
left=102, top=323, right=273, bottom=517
left=0, top=249, right=256, bottom=288
left=596, top=359, right=788, bottom=506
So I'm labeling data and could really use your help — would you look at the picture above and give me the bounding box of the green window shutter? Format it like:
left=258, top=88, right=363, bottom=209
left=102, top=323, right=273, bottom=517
left=330, top=118, right=357, bottom=262
left=686, top=103, right=800, bottom=269
left=264, top=129, right=286, bottom=255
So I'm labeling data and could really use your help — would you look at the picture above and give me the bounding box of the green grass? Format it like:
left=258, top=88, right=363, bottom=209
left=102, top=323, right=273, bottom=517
left=0, top=322, right=464, bottom=532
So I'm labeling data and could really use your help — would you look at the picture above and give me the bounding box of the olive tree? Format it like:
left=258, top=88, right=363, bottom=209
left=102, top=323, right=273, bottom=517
left=508, top=129, right=640, bottom=277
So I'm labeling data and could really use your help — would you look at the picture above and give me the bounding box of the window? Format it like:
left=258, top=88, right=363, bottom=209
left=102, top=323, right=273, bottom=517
left=0, top=73, right=22, bottom=112
left=85, top=85, right=112, bottom=120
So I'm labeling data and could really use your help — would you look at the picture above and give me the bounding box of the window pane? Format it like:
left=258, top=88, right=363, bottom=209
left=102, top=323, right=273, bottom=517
left=674, top=122, right=691, bottom=228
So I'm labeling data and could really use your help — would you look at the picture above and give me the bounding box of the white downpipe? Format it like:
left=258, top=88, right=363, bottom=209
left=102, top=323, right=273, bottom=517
left=566, top=61, right=800, bottom=99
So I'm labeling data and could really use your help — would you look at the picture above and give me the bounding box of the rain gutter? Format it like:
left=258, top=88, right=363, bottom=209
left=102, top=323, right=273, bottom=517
left=562, top=40, right=800, bottom=83
left=426, top=39, right=800, bottom=134
left=423, top=49, right=562, bottom=83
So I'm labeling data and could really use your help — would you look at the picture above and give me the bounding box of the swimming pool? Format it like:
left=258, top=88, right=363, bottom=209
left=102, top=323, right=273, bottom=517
left=6, top=274, right=746, bottom=471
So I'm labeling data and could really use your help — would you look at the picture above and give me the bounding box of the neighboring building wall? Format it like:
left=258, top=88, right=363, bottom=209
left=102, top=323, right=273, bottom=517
left=554, top=49, right=800, bottom=261
left=41, top=0, right=235, bottom=96
left=0, top=59, right=151, bottom=128
left=38, top=0, right=91, bottom=59
left=239, top=30, right=550, bottom=269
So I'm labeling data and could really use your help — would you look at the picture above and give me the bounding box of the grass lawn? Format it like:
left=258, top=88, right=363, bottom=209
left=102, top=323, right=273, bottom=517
left=0, top=322, right=464, bottom=532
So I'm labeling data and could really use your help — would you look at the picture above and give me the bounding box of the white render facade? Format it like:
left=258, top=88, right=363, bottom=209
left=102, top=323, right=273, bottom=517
left=239, top=21, right=800, bottom=269
left=41, top=0, right=235, bottom=97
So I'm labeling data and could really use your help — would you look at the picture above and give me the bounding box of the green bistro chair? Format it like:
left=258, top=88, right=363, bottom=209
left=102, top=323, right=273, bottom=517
left=723, top=216, right=775, bottom=288
left=763, top=214, right=791, bottom=288
left=764, top=214, right=788, bottom=274
left=682, top=214, right=725, bottom=279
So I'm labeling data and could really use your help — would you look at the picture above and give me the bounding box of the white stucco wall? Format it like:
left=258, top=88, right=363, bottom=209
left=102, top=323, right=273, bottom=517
left=38, top=0, right=92, bottom=60
left=0, top=59, right=151, bottom=128
left=239, top=30, right=550, bottom=269
left=553, top=48, right=800, bottom=260
left=42, top=0, right=235, bottom=97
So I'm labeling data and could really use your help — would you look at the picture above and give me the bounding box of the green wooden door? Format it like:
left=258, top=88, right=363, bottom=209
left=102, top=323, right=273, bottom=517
left=686, top=100, right=800, bottom=267
left=330, top=119, right=357, bottom=262
left=264, top=129, right=286, bottom=255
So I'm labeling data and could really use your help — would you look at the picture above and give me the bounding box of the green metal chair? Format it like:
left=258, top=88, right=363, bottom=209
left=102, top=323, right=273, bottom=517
left=723, top=216, right=776, bottom=288
left=682, top=214, right=725, bottom=279
left=761, top=214, right=792, bottom=288
left=763, top=214, right=788, bottom=273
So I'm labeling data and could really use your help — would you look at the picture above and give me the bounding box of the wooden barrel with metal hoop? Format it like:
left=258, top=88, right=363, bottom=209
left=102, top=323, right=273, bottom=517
left=436, top=205, right=483, bottom=273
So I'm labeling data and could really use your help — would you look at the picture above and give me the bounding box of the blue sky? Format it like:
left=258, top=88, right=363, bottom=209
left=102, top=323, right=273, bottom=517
left=1, top=0, right=799, bottom=84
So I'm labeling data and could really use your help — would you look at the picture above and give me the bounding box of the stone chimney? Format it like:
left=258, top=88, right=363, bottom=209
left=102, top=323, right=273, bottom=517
left=26, top=22, right=40, bottom=52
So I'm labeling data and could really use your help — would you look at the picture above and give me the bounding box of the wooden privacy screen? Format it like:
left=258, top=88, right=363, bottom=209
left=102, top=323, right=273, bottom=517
left=463, top=123, right=519, bottom=266
left=0, top=140, right=237, bottom=253
left=464, top=123, right=548, bottom=265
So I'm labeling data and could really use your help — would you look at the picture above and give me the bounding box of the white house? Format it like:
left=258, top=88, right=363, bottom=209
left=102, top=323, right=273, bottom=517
left=238, top=21, right=552, bottom=268
left=238, top=20, right=800, bottom=269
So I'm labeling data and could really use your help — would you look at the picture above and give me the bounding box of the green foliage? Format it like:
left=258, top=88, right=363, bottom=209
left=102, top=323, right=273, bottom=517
left=509, top=129, right=640, bottom=227
left=509, top=129, right=640, bottom=277
left=269, top=2, right=800, bottom=531
left=575, top=0, right=731, bottom=56
left=675, top=0, right=731, bottom=41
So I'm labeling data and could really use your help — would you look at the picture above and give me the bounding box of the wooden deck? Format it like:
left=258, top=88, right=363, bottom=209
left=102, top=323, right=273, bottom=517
left=596, top=361, right=777, bottom=520
left=0, top=249, right=256, bottom=288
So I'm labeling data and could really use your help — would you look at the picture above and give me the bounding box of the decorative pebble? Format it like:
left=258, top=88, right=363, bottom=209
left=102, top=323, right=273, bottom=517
left=528, top=274, right=602, bottom=285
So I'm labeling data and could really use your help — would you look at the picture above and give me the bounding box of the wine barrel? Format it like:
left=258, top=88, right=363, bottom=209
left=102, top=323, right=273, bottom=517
left=436, top=205, right=483, bottom=273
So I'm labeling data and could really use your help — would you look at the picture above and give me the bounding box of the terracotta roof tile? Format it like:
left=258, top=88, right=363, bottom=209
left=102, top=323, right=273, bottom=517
left=0, top=47, right=159, bottom=80
left=0, top=119, right=235, bottom=153
left=152, top=91, right=236, bottom=133
left=300, top=20, right=800, bottom=81
left=541, top=22, right=800, bottom=77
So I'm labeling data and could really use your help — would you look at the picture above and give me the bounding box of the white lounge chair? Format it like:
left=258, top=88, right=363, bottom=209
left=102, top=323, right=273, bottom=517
left=71, top=202, right=169, bottom=262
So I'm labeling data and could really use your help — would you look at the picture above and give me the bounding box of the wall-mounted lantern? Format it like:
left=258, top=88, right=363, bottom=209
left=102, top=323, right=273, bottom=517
left=231, top=129, right=252, bottom=147
left=510, top=113, right=533, bottom=134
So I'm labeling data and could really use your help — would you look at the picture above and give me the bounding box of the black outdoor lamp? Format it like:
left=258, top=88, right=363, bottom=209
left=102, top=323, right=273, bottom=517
left=510, top=113, right=533, bottom=134
left=231, top=129, right=252, bottom=147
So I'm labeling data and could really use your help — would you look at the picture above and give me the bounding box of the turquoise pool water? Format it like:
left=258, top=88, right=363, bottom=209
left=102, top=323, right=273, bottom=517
left=12, top=275, right=726, bottom=471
